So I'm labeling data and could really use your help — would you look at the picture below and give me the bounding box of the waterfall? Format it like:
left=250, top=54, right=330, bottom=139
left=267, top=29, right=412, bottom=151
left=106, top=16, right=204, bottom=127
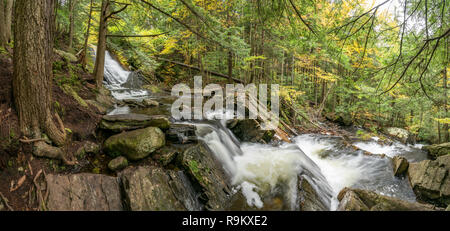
left=102, top=51, right=424, bottom=211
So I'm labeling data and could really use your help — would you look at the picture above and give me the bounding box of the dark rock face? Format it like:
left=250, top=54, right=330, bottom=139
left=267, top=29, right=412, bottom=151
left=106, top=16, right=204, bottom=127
left=121, top=71, right=144, bottom=89
left=119, top=166, right=186, bottom=211
left=337, top=188, right=435, bottom=211
left=392, top=156, right=409, bottom=177
left=297, top=176, right=329, bottom=211
left=423, top=143, right=450, bottom=159
left=103, top=126, right=165, bottom=160
left=227, top=119, right=274, bottom=143
left=408, top=155, right=450, bottom=207
left=167, top=170, right=203, bottom=211
left=100, top=113, right=170, bottom=132
left=325, top=113, right=352, bottom=127
left=46, top=173, right=123, bottom=211
left=177, top=142, right=232, bottom=210
left=166, top=124, right=197, bottom=144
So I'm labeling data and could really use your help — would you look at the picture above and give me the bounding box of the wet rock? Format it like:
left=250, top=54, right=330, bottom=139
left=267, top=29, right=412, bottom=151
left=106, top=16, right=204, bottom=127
left=227, top=119, right=274, bottom=143
left=100, top=113, right=170, bottom=132
left=121, top=71, right=144, bottom=89
left=122, top=99, right=145, bottom=107
left=298, top=176, right=329, bottom=211
left=177, top=142, right=232, bottom=210
left=153, top=146, right=179, bottom=166
left=142, top=98, right=159, bottom=107
left=384, top=127, right=414, bottom=144
left=108, top=156, right=128, bottom=171
left=167, top=170, right=203, bottom=211
left=119, top=166, right=185, bottom=211
left=46, top=173, right=123, bottom=211
left=423, top=143, right=450, bottom=159
left=95, top=87, right=117, bottom=111
left=337, top=188, right=434, bottom=211
left=75, top=141, right=100, bottom=157
left=408, top=155, right=450, bottom=207
left=166, top=124, right=197, bottom=144
left=104, top=127, right=165, bottom=160
left=392, top=156, right=409, bottom=177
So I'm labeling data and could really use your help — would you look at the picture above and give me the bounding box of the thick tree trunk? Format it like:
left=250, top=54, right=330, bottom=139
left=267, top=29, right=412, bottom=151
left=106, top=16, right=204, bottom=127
left=13, top=0, right=66, bottom=146
left=0, top=0, right=13, bottom=46
left=93, top=0, right=109, bottom=88
left=0, top=0, right=5, bottom=46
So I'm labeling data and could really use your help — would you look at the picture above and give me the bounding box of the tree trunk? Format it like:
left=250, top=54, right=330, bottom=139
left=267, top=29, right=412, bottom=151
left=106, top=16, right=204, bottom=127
left=13, top=0, right=66, bottom=146
left=93, top=0, right=109, bottom=88
left=0, top=0, right=13, bottom=46
left=227, top=50, right=233, bottom=83
left=443, top=66, right=449, bottom=142
left=81, top=0, right=94, bottom=69
left=68, top=0, right=76, bottom=49
left=0, top=0, right=5, bottom=46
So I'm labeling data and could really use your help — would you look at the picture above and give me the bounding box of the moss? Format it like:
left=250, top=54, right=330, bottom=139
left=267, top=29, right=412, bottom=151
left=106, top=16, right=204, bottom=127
left=61, top=84, right=88, bottom=108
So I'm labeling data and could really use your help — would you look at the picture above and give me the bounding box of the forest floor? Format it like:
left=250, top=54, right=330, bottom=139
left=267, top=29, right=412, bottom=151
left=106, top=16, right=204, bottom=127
left=0, top=53, right=104, bottom=211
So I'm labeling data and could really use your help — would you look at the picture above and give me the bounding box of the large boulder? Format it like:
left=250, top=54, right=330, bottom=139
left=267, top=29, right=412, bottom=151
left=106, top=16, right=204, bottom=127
left=384, top=127, right=415, bottom=144
left=103, top=127, right=165, bottom=160
left=119, top=166, right=186, bottom=211
left=337, top=188, right=435, bottom=211
left=392, top=156, right=409, bottom=177
left=100, top=113, right=170, bottom=133
left=46, top=173, right=123, bottom=211
left=422, top=143, right=450, bottom=159
left=227, top=119, right=274, bottom=143
left=408, top=154, right=450, bottom=207
left=177, top=142, right=232, bottom=210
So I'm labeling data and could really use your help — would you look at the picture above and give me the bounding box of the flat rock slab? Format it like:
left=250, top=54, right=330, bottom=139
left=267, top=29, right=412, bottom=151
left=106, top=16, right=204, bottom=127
left=100, top=113, right=171, bottom=132
left=46, top=173, right=123, bottom=211
left=119, top=166, right=186, bottom=211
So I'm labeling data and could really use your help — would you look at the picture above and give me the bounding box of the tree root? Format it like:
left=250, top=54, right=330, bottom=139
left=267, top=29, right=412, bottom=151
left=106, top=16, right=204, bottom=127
left=33, top=141, right=77, bottom=166
left=0, top=191, right=14, bottom=211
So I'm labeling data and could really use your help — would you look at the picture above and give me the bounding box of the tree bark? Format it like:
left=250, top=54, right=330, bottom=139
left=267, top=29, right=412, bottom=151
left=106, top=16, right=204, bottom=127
left=81, top=0, right=93, bottom=69
left=443, top=65, right=449, bottom=142
left=0, top=0, right=13, bottom=46
left=13, top=0, right=66, bottom=146
left=68, top=0, right=76, bottom=49
left=93, top=0, right=109, bottom=88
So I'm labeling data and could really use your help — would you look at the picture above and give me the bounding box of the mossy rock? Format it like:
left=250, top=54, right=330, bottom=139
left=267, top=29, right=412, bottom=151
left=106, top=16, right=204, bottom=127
left=177, top=142, right=232, bottom=210
left=423, top=143, right=450, bottom=159
left=104, top=127, right=165, bottom=160
left=100, top=113, right=170, bottom=133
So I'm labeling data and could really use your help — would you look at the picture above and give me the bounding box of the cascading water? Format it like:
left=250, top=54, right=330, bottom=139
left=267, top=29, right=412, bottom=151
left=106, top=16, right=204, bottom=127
left=102, top=51, right=427, bottom=211
left=103, top=50, right=150, bottom=101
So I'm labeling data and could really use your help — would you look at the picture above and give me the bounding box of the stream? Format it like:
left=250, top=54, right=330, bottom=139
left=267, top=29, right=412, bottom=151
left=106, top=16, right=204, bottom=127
left=102, top=52, right=428, bottom=211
